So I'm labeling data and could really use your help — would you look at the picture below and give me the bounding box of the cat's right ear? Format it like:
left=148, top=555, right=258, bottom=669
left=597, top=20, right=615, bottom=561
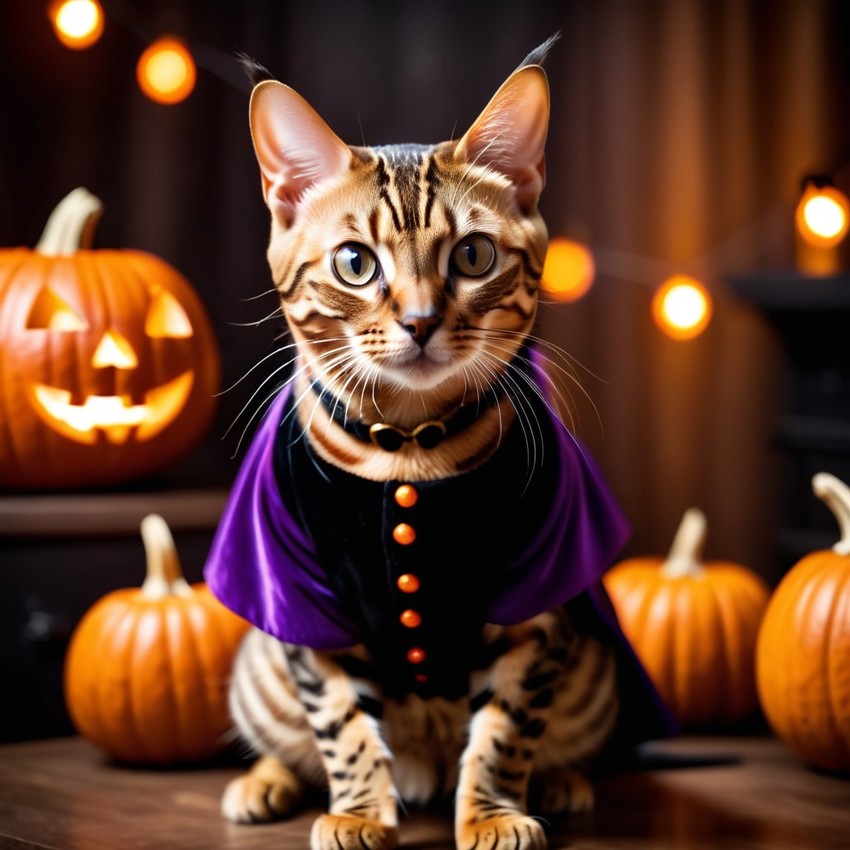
left=249, top=82, right=352, bottom=228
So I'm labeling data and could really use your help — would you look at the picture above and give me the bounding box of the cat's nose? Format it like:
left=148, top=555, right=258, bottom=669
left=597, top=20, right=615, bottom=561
left=400, top=312, right=441, bottom=346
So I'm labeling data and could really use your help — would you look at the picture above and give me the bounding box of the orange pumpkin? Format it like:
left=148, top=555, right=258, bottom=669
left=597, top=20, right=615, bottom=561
left=0, top=188, right=220, bottom=489
left=604, top=509, right=770, bottom=727
left=757, top=472, right=850, bottom=771
left=64, top=514, right=249, bottom=764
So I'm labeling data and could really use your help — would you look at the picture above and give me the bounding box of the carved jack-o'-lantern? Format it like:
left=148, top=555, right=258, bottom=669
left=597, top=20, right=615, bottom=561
left=0, top=188, right=220, bottom=489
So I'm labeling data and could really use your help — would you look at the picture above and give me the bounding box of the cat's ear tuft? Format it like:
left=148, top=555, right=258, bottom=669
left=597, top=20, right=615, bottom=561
left=236, top=52, right=276, bottom=88
left=455, top=66, right=550, bottom=212
left=249, top=81, right=352, bottom=228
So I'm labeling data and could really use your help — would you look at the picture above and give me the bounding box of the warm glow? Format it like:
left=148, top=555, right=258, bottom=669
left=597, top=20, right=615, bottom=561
left=137, top=38, right=196, bottom=105
left=29, top=370, right=194, bottom=445
left=796, top=183, right=850, bottom=248
left=27, top=286, right=89, bottom=331
left=145, top=288, right=194, bottom=338
left=540, top=238, right=595, bottom=302
left=91, top=330, right=139, bottom=369
left=652, top=275, right=712, bottom=341
left=50, top=0, right=104, bottom=50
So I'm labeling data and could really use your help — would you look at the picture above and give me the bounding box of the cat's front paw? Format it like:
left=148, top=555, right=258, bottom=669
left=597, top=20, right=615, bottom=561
left=221, top=758, right=302, bottom=823
left=311, top=814, right=398, bottom=850
left=456, top=814, right=547, bottom=850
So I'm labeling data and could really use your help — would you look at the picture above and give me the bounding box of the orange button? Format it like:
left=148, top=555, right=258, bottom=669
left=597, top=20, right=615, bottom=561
left=397, top=573, right=421, bottom=594
left=393, top=523, right=416, bottom=546
left=400, top=609, right=422, bottom=629
left=394, top=484, right=418, bottom=508
left=406, top=647, right=427, bottom=665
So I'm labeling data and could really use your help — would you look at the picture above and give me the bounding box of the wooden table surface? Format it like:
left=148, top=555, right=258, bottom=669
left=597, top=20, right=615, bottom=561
left=0, top=736, right=848, bottom=849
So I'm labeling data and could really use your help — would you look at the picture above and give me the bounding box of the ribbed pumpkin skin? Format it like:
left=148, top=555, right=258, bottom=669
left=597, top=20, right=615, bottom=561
left=757, top=551, right=850, bottom=772
left=604, top=560, right=770, bottom=727
left=0, top=247, right=220, bottom=489
left=64, top=583, right=248, bottom=764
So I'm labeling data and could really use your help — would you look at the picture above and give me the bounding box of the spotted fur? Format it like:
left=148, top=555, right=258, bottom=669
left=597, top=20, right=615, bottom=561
left=223, top=37, right=621, bottom=850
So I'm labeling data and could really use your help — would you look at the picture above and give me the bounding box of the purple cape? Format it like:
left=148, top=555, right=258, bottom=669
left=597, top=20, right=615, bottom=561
left=206, top=390, right=630, bottom=647
left=204, top=358, right=675, bottom=743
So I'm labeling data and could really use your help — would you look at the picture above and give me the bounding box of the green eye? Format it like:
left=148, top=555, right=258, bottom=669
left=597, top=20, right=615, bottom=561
left=451, top=235, right=496, bottom=278
left=332, top=243, right=379, bottom=287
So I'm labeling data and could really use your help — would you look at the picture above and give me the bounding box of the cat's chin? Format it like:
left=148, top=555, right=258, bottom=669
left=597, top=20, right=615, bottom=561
left=384, top=353, right=457, bottom=392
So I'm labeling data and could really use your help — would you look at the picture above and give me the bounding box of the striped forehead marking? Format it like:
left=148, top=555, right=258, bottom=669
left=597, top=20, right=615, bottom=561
left=372, top=145, right=443, bottom=234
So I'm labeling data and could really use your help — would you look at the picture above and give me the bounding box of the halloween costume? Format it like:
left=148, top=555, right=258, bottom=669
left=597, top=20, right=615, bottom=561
left=205, top=351, right=674, bottom=745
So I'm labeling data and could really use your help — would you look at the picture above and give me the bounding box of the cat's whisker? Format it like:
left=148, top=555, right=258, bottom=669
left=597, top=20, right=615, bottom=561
left=230, top=347, right=351, bottom=455
left=227, top=305, right=285, bottom=328
left=464, top=326, right=604, bottom=434
left=223, top=342, right=353, bottom=439
left=223, top=357, right=297, bottom=440
left=324, top=358, right=368, bottom=438
left=477, top=350, right=547, bottom=487
left=473, top=354, right=534, bottom=477
left=287, top=352, right=359, bottom=447
left=217, top=337, right=349, bottom=398
left=465, top=360, right=503, bottom=449
left=483, top=340, right=579, bottom=436
left=239, top=286, right=279, bottom=302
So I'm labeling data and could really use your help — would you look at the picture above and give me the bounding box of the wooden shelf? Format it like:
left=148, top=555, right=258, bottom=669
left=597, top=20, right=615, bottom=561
left=0, top=488, right=229, bottom=539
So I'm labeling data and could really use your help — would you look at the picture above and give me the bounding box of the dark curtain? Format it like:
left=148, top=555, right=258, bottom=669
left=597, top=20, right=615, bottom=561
left=1, top=0, right=848, bottom=579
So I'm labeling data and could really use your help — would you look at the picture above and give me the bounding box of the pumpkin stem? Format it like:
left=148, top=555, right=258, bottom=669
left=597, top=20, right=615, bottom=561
left=35, top=187, right=103, bottom=256
left=812, top=472, right=850, bottom=556
left=140, top=514, right=193, bottom=600
left=661, top=508, right=707, bottom=578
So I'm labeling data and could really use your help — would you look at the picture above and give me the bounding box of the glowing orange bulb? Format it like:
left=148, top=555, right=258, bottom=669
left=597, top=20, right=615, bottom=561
left=137, top=38, right=196, bottom=105
left=49, top=0, right=104, bottom=50
left=652, top=275, right=712, bottom=341
left=795, top=183, right=849, bottom=248
left=540, top=238, right=595, bottom=302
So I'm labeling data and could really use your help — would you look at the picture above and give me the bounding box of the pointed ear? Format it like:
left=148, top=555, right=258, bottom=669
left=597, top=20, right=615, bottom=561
left=249, top=81, right=352, bottom=228
left=455, top=66, right=550, bottom=212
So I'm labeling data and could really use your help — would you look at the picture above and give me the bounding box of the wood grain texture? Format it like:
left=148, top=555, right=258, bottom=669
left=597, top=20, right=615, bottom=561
left=0, top=737, right=848, bottom=849
left=0, top=489, right=228, bottom=539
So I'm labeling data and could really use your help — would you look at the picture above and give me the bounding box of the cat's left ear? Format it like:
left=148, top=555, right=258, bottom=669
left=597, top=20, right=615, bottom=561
left=455, top=66, right=550, bottom=212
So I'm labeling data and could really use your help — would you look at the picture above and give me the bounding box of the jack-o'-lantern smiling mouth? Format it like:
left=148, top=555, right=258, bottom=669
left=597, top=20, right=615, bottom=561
left=29, top=370, right=195, bottom=446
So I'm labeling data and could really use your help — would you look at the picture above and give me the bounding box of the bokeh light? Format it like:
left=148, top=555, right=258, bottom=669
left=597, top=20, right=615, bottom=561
left=795, top=181, right=849, bottom=248
left=540, top=237, right=595, bottom=302
left=652, top=275, right=712, bottom=341
left=49, top=0, right=104, bottom=50
left=136, top=38, right=196, bottom=105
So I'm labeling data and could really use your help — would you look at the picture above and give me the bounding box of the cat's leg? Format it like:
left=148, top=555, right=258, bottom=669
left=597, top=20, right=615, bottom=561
left=222, top=629, right=317, bottom=824
left=532, top=637, right=619, bottom=817
left=284, top=645, right=399, bottom=850
left=455, top=612, right=568, bottom=850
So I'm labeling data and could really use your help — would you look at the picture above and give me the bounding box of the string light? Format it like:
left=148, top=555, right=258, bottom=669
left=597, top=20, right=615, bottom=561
left=795, top=178, right=849, bottom=249
left=136, top=37, right=196, bottom=105
left=43, top=0, right=850, bottom=335
left=541, top=237, right=595, bottom=302
left=49, top=0, right=104, bottom=50
left=652, top=275, right=712, bottom=341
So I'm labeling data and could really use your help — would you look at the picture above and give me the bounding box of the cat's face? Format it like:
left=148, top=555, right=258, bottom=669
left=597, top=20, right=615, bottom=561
left=249, top=62, right=550, bottom=412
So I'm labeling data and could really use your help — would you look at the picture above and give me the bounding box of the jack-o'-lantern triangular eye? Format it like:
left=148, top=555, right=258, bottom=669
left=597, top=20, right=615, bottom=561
left=26, top=286, right=89, bottom=331
left=145, top=287, right=193, bottom=338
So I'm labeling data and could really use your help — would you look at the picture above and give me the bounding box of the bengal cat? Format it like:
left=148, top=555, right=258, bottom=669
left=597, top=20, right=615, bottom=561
left=205, top=37, right=669, bottom=850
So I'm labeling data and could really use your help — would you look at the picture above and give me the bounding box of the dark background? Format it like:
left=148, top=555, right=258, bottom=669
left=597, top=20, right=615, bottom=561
left=1, top=0, right=850, bottom=739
